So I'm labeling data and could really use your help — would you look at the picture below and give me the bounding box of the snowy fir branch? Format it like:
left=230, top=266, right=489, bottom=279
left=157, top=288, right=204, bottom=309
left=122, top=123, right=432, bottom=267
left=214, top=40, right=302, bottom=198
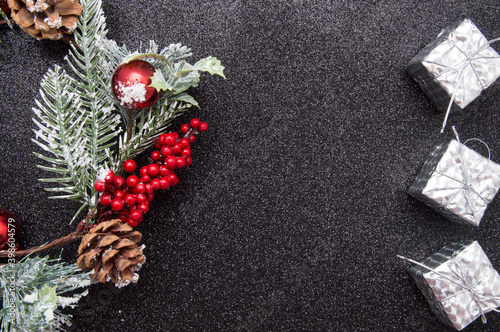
left=0, top=256, right=91, bottom=332
left=65, top=0, right=121, bottom=204
left=33, top=0, right=121, bottom=218
left=32, top=66, right=90, bottom=208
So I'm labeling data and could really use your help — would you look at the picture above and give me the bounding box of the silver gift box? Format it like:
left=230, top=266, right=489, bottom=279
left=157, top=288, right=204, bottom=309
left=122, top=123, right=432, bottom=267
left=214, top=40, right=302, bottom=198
left=408, top=241, right=500, bottom=330
left=408, top=140, right=500, bottom=226
left=407, top=19, right=500, bottom=114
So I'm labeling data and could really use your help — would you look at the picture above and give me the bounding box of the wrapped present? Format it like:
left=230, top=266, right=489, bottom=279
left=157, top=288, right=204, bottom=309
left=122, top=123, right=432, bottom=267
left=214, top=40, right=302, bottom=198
left=403, top=241, right=500, bottom=330
left=407, top=19, right=500, bottom=131
left=408, top=139, right=500, bottom=226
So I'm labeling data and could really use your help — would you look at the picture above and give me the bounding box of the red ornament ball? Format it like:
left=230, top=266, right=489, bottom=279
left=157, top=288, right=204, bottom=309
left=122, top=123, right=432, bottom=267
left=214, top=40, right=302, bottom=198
left=0, top=209, right=21, bottom=250
left=111, top=60, right=160, bottom=110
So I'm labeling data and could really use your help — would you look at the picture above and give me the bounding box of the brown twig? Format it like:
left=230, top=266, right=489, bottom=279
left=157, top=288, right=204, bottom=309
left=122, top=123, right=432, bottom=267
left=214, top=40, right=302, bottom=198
left=0, top=231, right=84, bottom=258
left=61, top=34, right=82, bottom=53
left=0, top=19, right=13, bottom=25
left=127, top=109, right=133, bottom=144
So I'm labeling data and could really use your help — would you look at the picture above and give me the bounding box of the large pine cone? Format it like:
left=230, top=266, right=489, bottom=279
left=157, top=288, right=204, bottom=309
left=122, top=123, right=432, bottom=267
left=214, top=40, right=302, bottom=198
left=7, top=0, right=82, bottom=40
left=77, top=219, right=146, bottom=288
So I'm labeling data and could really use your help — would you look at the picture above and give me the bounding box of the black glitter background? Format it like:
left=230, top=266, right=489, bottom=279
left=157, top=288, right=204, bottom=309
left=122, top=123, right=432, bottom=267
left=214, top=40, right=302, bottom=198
left=2, top=1, right=500, bottom=331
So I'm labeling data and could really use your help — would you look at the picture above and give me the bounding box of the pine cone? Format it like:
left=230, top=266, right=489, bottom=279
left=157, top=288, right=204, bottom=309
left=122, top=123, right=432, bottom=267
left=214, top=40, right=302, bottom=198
left=7, top=0, right=82, bottom=40
left=77, top=219, right=146, bottom=288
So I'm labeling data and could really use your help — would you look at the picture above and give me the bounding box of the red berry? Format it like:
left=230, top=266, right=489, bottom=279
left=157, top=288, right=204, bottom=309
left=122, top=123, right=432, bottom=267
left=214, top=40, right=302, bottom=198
left=159, top=165, right=169, bottom=176
left=136, top=194, right=147, bottom=204
left=167, top=174, right=179, bottom=186
left=188, top=135, right=196, bottom=143
left=154, top=140, right=161, bottom=149
left=111, top=198, right=125, bottom=212
left=163, top=133, right=176, bottom=146
left=128, top=219, right=140, bottom=227
left=186, top=156, right=193, bottom=166
left=172, top=132, right=179, bottom=140
left=114, top=190, right=125, bottom=199
left=129, top=210, right=143, bottom=224
left=100, top=193, right=112, bottom=206
left=165, top=156, right=177, bottom=169
left=123, top=160, right=137, bottom=173
left=161, top=146, right=172, bottom=157
left=118, top=213, right=129, bottom=223
left=140, top=175, right=151, bottom=183
left=138, top=203, right=149, bottom=213
left=114, top=176, right=125, bottom=188
left=1, top=1, right=10, bottom=15
left=77, top=220, right=85, bottom=232
left=173, top=144, right=182, bottom=154
left=151, top=151, right=161, bottom=161
left=190, top=118, right=200, bottom=129
left=124, top=194, right=137, bottom=206
left=181, top=148, right=191, bottom=157
left=133, top=182, right=146, bottom=194
left=180, top=124, right=189, bottom=134
left=179, top=138, right=189, bottom=148
left=145, top=183, right=154, bottom=195
left=103, top=170, right=115, bottom=184
left=151, top=178, right=161, bottom=191
left=148, top=164, right=160, bottom=177
left=140, top=166, right=149, bottom=176
left=126, top=175, right=139, bottom=188
left=158, top=134, right=167, bottom=146
left=94, top=180, right=105, bottom=192
left=177, top=158, right=186, bottom=169
left=198, top=122, right=208, bottom=132
left=159, top=177, right=170, bottom=190
left=146, top=193, right=155, bottom=202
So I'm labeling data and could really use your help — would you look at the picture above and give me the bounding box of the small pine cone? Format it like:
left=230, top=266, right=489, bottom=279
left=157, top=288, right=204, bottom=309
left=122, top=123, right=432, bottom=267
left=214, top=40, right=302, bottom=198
left=7, top=0, right=82, bottom=40
left=77, top=219, right=146, bottom=288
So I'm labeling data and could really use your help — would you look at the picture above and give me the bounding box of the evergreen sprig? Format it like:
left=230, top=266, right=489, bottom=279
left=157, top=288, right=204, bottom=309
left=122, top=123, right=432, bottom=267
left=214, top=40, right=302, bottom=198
left=65, top=0, right=121, bottom=204
left=33, top=0, right=122, bottom=220
left=0, top=256, right=91, bottom=332
left=32, top=66, right=90, bottom=207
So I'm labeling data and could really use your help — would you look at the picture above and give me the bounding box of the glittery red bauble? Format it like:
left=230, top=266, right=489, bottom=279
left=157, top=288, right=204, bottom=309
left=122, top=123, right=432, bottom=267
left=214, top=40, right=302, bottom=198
left=111, top=60, right=159, bottom=110
left=0, top=209, right=20, bottom=250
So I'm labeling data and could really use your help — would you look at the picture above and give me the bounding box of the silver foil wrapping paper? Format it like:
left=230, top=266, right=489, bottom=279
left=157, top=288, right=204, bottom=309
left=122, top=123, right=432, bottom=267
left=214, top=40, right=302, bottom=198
left=408, top=241, right=500, bottom=330
left=408, top=140, right=500, bottom=226
left=407, top=19, right=500, bottom=114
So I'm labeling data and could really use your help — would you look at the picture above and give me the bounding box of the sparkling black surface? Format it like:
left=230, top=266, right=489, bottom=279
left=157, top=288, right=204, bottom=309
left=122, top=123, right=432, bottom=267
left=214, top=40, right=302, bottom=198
left=2, top=1, right=500, bottom=331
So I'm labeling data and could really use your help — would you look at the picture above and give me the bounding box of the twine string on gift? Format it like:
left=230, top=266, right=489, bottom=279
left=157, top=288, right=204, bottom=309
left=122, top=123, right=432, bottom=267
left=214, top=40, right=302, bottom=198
left=439, top=37, right=500, bottom=133
left=398, top=255, right=500, bottom=324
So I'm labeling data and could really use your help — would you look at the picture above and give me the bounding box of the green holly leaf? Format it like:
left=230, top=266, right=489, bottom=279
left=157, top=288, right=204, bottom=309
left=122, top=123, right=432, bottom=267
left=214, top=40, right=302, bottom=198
left=149, top=69, right=173, bottom=91
left=167, top=92, right=199, bottom=108
left=192, top=56, right=225, bottom=78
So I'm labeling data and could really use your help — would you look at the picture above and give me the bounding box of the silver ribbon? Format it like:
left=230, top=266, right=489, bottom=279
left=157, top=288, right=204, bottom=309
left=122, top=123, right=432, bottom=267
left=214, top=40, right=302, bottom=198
left=439, top=36, right=500, bottom=133
left=422, top=135, right=500, bottom=226
left=418, top=19, right=500, bottom=133
left=399, top=242, right=500, bottom=329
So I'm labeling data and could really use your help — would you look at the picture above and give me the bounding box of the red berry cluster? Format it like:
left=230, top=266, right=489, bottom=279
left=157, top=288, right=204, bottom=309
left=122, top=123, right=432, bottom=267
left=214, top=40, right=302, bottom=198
left=93, top=119, right=208, bottom=227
